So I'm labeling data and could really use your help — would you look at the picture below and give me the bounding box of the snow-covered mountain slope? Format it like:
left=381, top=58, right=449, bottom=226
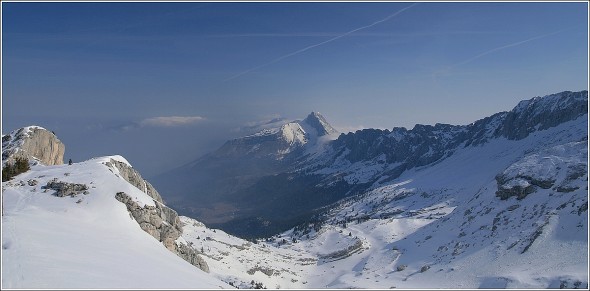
left=303, top=116, right=588, bottom=289
left=303, top=90, right=588, bottom=188
left=153, top=90, right=588, bottom=239
left=212, top=111, right=339, bottom=160
left=1, top=155, right=230, bottom=289
left=150, top=112, right=340, bottom=229
left=178, top=113, right=588, bottom=289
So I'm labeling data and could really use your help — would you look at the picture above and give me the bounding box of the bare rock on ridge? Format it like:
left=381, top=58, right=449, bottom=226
left=2, top=126, right=65, bottom=166
left=106, top=158, right=165, bottom=204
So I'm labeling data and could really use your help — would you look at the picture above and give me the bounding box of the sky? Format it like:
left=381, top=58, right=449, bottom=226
left=2, top=1, right=588, bottom=177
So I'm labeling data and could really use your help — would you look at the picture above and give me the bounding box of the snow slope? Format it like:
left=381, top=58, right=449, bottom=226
left=178, top=114, right=588, bottom=289
left=1, top=156, right=230, bottom=289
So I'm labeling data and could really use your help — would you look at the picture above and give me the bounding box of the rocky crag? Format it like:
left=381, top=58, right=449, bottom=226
left=2, top=126, right=65, bottom=166
left=106, top=159, right=165, bottom=204
left=107, top=159, right=209, bottom=272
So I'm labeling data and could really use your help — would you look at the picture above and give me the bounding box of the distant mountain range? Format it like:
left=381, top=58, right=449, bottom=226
left=152, top=90, right=588, bottom=238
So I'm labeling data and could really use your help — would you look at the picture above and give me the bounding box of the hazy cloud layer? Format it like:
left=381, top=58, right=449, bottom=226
left=114, top=116, right=206, bottom=131
left=140, top=116, right=206, bottom=127
left=232, top=115, right=291, bottom=134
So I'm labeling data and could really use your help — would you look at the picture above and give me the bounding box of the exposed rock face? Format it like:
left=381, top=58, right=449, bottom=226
left=114, top=191, right=209, bottom=273
left=2, top=126, right=65, bottom=166
left=331, top=123, right=466, bottom=166
left=497, top=91, right=588, bottom=140
left=106, top=159, right=164, bottom=204
left=114, top=191, right=181, bottom=248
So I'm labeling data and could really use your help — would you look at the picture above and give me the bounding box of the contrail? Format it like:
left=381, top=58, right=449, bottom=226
left=448, top=27, right=573, bottom=69
left=223, top=3, right=418, bottom=82
left=208, top=30, right=501, bottom=38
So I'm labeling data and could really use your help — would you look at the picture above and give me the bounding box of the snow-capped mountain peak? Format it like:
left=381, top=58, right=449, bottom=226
left=211, top=111, right=339, bottom=160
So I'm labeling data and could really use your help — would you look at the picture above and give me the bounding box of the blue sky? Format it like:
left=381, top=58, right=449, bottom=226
left=2, top=2, right=588, bottom=177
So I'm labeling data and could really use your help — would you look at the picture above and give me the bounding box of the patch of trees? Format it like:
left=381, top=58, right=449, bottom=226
left=2, top=157, right=30, bottom=182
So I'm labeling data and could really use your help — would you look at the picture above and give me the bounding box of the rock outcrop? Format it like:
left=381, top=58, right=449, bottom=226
left=495, top=140, right=587, bottom=200
left=2, top=126, right=65, bottom=166
left=44, top=179, right=89, bottom=197
left=105, top=159, right=164, bottom=203
left=318, top=238, right=364, bottom=263
left=103, top=158, right=209, bottom=272
left=115, top=191, right=209, bottom=273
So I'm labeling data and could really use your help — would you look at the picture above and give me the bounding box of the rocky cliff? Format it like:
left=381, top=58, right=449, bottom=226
left=2, top=126, right=65, bottom=166
left=105, top=158, right=209, bottom=273
left=114, top=191, right=209, bottom=272
left=106, top=159, right=165, bottom=204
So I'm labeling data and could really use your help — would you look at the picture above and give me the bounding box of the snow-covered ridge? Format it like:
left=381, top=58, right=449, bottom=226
left=2, top=153, right=229, bottom=288
left=305, top=90, right=588, bottom=187
left=500, top=90, right=588, bottom=140
left=99, top=154, right=132, bottom=167
left=512, top=90, right=587, bottom=115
